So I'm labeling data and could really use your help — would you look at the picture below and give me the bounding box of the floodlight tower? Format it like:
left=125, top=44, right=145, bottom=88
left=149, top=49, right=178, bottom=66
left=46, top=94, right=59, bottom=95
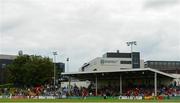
left=53, top=51, right=58, bottom=89
left=126, top=41, right=137, bottom=68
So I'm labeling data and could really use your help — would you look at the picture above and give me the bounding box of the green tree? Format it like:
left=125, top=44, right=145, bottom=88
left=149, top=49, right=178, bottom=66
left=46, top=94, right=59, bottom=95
left=7, top=55, right=54, bottom=87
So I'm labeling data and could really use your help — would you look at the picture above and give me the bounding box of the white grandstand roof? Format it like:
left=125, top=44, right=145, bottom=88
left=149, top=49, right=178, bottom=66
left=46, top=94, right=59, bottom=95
left=62, top=68, right=177, bottom=79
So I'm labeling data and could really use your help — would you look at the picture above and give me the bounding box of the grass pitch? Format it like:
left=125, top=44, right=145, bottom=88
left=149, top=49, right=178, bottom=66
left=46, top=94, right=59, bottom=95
left=0, top=98, right=180, bottom=103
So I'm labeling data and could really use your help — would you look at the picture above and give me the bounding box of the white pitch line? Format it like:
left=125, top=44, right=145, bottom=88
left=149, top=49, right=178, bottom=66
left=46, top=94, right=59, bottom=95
left=1, top=101, right=179, bottom=103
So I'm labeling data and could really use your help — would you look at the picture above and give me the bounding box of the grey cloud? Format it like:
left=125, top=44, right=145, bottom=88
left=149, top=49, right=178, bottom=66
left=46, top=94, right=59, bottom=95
left=144, top=0, right=179, bottom=9
left=1, top=0, right=180, bottom=71
left=0, top=20, right=24, bottom=34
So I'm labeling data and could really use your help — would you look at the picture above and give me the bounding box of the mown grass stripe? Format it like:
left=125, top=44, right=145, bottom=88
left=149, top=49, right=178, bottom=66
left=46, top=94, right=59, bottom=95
left=0, top=99, right=180, bottom=102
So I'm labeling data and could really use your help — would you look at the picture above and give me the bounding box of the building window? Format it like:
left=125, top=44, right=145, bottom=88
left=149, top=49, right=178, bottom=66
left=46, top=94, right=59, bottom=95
left=149, top=62, right=153, bottom=65
left=176, top=62, right=180, bottom=67
left=162, top=62, right=167, bottom=67
left=172, top=62, right=175, bottom=67
left=2, top=64, right=6, bottom=69
left=158, top=62, right=162, bottom=66
left=120, top=61, right=131, bottom=64
left=154, top=62, right=157, bottom=65
left=168, top=62, right=171, bottom=67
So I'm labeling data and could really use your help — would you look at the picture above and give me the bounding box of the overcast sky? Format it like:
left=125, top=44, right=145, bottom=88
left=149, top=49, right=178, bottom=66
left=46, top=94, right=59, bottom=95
left=0, top=0, right=180, bottom=72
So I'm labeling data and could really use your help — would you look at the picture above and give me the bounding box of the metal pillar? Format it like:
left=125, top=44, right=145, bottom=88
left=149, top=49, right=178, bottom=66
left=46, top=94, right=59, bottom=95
left=154, top=72, right=157, bottom=97
left=120, top=74, right=122, bottom=95
left=68, top=76, right=71, bottom=95
left=95, top=75, right=97, bottom=96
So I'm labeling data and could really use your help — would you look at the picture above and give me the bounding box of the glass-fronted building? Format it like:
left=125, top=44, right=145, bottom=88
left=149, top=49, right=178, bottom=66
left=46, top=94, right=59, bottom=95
left=145, top=61, right=180, bottom=74
left=0, top=55, right=17, bottom=84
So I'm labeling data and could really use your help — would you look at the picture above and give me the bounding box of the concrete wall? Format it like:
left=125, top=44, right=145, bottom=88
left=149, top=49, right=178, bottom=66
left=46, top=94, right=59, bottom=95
left=80, top=57, right=133, bottom=72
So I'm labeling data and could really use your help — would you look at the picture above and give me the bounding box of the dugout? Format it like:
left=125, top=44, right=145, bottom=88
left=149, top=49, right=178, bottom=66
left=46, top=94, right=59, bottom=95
left=62, top=68, right=177, bottom=96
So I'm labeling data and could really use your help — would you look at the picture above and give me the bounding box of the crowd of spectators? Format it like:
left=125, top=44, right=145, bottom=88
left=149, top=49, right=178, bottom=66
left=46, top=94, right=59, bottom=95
left=59, top=83, right=180, bottom=99
left=0, top=82, right=180, bottom=99
left=0, top=83, right=61, bottom=98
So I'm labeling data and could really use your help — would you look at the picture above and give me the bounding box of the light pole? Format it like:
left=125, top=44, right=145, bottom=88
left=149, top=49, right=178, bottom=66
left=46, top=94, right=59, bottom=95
left=126, top=41, right=137, bottom=68
left=66, top=58, right=69, bottom=73
left=53, top=51, right=58, bottom=89
left=66, top=57, right=71, bottom=95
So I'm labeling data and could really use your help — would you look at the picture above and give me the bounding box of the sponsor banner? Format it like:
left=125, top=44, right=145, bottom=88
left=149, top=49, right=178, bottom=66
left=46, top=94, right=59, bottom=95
left=100, top=59, right=119, bottom=65
left=120, top=96, right=143, bottom=100
left=11, top=96, right=28, bottom=99
left=39, top=96, right=55, bottom=99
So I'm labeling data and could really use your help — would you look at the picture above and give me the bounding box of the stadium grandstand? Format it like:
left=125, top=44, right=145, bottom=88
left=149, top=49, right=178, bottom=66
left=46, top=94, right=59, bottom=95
left=61, top=51, right=180, bottom=99
left=0, top=51, right=180, bottom=100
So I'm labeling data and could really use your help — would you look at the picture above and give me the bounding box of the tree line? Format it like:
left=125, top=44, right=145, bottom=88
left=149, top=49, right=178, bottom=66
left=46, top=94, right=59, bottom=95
left=6, top=55, right=55, bottom=87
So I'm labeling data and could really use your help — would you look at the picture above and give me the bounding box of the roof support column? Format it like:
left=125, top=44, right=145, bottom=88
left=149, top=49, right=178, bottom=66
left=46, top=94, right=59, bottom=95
left=120, top=74, right=122, bottom=95
left=95, top=75, right=98, bottom=96
left=154, top=72, right=157, bottom=97
left=68, top=76, right=71, bottom=95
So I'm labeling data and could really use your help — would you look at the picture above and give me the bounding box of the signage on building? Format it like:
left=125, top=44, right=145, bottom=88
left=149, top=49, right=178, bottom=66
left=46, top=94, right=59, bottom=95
left=100, top=59, right=118, bottom=64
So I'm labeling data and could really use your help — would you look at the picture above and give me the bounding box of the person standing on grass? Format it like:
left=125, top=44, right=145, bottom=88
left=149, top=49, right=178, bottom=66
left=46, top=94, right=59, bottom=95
left=127, top=90, right=130, bottom=99
left=82, top=87, right=88, bottom=99
left=103, top=92, right=107, bottom=99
